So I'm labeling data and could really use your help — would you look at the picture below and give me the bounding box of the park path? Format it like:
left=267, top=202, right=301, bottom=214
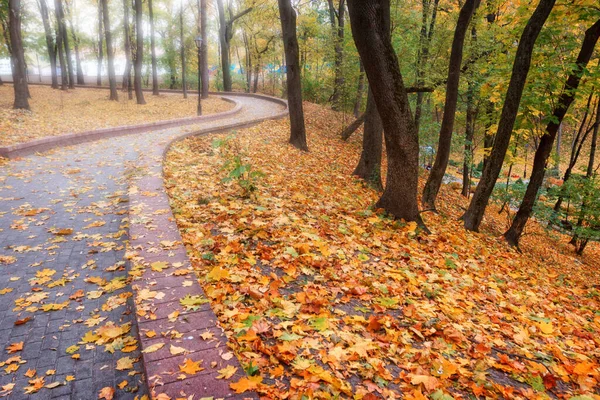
left=0, top=95, right=286, bottom=400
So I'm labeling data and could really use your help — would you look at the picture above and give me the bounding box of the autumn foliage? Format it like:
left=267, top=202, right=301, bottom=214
left=165, top=103, right=600, bottom=399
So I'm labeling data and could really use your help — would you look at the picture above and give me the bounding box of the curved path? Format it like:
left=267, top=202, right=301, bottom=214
left=0, top=95, right=286, bottom=400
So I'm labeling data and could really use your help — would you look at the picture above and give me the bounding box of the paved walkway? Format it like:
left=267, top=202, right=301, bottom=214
left=0, top=95, right=285, bottom=399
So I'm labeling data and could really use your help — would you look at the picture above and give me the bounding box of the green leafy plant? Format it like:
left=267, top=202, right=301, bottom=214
left=213, top=135, right=264, bottom=198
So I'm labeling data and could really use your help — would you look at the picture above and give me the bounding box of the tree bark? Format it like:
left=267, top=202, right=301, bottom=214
left=96, top=0, right=103, bottom=86
left=200, top=0, right=208, bottom=97
left=462, top=79, right=476, bottom=197
left=180, top=8, right=187, bottom=98
left=462, top=0, right=555, bottom=232
left=277, top=0, right=308, bottom=151
left=414, top=0, right=439, bottom=135
left=587, top=98, right=600, bottom=177
left=148, top=0, right=159, bottom=95
left=38, top=0, right=58, bottom=89
left=55, top=0, right=74, bottom=88
left=122, top=0, right=132, bottom=94
left=8, top=0, right=30, bottom=109
left=347, top=0, right=425, bottom=226
left=553, top=93, right=596, bottom=211
left=53, top=0, right=68, bottom=90
left=101, top=0, right=118, bottom=100
left=341, top=113, right=365, bottom=141
left=216, top=0, right=252, bottom=92
left=504, top=18, right=600, bottom=247
left=133, top=0, right=145, bottom=104
left=353, top=89, right=383, bottom=190
left=327, top=0, right=345, bottom=111
left=353, top=60, right=365, bottom=117
left=422, top=0, right=480, bottom=210
left=64, top=0, right=84, bottom=84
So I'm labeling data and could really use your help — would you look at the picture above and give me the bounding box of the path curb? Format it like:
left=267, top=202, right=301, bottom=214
left=0, top=96, right=242, bottom=159
left=126, top=94, right=288, bottom=399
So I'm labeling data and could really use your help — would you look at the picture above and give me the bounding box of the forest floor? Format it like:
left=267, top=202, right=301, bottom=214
left=164, top=102, right=600, bottom=399
left=0, top=85, right=233, bottom=146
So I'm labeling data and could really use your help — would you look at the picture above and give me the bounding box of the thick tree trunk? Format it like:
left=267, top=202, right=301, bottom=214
left=133, top=0, right=145, bottom=104
left=328, top=0, right=345, bottom=111
left=148, top=0, right=159, bottom=95
left=278, top=0, right=308, bottom=151
left=253, top=63, right=259, bottom=93
left=200, top=0, right=208, bottom=97
left=180, top=9, right=187, bottom=99
left=96, top=0, right=103, bottom=86
left=353, top=89, right=383, bottom=190
left=122, top=0, right=132, bottom=94
left=462, top=0, right=555, bottom=232
left=101, top=0, right=118, bottom=100
left=353, top=60, right=365, bottom=117
left=462, top=80, right=476, bottom=197
left=422, top=0, right=480, bottom=210
left=504, top=18, right=600, bottom=247
left=347, top=0, right=425, bottom=226
left=38, top=0, right=58, bottom=89
left=64, top=0, right=84, bottom=84
left=8, top=0, right=30, bottom=109
left=55, top=0, right=74, bottom=88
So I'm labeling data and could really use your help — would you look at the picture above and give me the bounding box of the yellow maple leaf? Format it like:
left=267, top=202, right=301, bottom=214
left=207, top=265, right=230, bottom=281
left=179, top=358, right=204, bottom=375
left=229, top=375, right=262, bottom=393
left=217, top=365, right=238, bottom=379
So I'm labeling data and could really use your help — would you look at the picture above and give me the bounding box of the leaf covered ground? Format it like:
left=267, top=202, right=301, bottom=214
left=164, top=103, right=600, bottom=399
left=0, top=85, right=233, bottom=146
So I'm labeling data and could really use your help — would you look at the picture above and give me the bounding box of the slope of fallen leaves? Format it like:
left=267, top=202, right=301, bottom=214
left=164, top=102, right=600, bottom=399
left=0, top=85, right=233, bottom=146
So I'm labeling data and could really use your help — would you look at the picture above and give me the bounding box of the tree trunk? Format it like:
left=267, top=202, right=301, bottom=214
left=54, top=0, right=68, bottom=90
left=462, top=0, right=555, bottom=232
left=148, top=0, right=159, bottom=95
left=101, top=0, right=118, bottom=100
left=353, top=89, right=383, bottom=190
left=243, top=32, right=251, bottom=92
left=341, top=112, right=365, bottom=141
left=277, top=0, right=308, bottom=151
left=200, top=0, right=208, bottom=97
left=38, top=0, right=58, bottom=89
left=462, top=80, right=476, bottom=197
left=96, top=0, right=103, bottom=86
left=553, top=93, right=596, bottom=211
left=179, top=8, right=187, bottom=98
left=328, top=0, right=345, bottom=111
left=122, top=0, right=132, bottom=93
left=347, top=0, right=425, bottom=226
left=504, top=18, right=600, bottom=247
left=55, top=0, right=74, bottom=88
left=216, top=0, right=231, bottom=91
left=414, top=0, right=440, bottom=135
left=133, top=0, right=145, bottom=104
left=8, top=0, right=30, bottom=109
left=422, top=0, right=480, bottom=210
left=353, top=60, right=365, bottom=117
left=253, top=63, right=259, bottom=93
left=587, top=99, right=600, bottom=177
left=64, top=0, right=84, bottom=84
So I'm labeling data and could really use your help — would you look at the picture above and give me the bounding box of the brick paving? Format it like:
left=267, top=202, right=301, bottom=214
left=0, top=95, right=286, bottom=400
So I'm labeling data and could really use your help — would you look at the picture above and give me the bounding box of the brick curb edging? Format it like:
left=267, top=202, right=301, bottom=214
left=0, top=96, right=243, bottom=159
left=127, top=95, right=288, bottom=399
